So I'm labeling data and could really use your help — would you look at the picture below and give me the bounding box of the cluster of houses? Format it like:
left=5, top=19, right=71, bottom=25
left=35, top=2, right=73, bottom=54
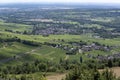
left=68, top=42, right=111, bottom=54
left=44, top=41, right=120, bottom=61
left=96, top=53, right=120, bottom=61
left=33, top=27, right=76, bottom=35
left=80, top=43, right=111, bottom=52
left=45, top=41, right=111, bottom=55
left=54, top=44, right=78, bottom=55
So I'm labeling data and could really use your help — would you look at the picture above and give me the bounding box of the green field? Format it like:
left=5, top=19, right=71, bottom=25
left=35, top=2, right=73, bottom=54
left=0, top=21, right=32, bottom=32
left=1, top=30, right=120, bottom=66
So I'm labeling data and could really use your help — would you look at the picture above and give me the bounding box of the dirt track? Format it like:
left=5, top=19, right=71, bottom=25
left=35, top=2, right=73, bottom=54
left=99, top=67, right=120, bottom=78
left=111, top=67, right=120, bottom=78
left=47, top=67, right=120, bottom=80
left=46, top=73, right=66, bottom=80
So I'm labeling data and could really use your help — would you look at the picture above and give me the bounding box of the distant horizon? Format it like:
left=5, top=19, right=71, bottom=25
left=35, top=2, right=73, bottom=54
left=0, top=2, right=120, bottom=5
left=0, top=0, right=120, bottom=4
left=0, top=3, right=120, bottom=9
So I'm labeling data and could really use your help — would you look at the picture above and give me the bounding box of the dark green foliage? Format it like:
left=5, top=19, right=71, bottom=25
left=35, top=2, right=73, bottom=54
left=21, top=75, right=27, bottom=80
left=108, top=59, right=113, bottom=68
left=80, top=56, right=83, bottom=63
left=65, top=67, right=118, bottom=80
left=93, top=68, right=100, bottom=80
left=0, top=37, right=40, bottom=46
left=38, top=63, right=47, bottom=72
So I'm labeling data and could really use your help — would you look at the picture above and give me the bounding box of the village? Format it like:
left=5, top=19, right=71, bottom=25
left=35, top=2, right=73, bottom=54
left=52, top=42, right=120, bottom=61
left=32, top=25, right=78, bottom=35
left=44, top=41, right=112, bottom=56
left=96, top=53, right=120, bottom=61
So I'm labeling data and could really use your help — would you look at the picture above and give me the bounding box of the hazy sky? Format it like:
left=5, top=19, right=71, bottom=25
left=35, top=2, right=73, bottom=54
left=0, top=0, right=120, bottom=3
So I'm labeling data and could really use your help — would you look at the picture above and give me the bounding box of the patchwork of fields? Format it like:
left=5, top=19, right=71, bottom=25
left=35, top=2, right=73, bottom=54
left=0, top=6, right=120, bottom=80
